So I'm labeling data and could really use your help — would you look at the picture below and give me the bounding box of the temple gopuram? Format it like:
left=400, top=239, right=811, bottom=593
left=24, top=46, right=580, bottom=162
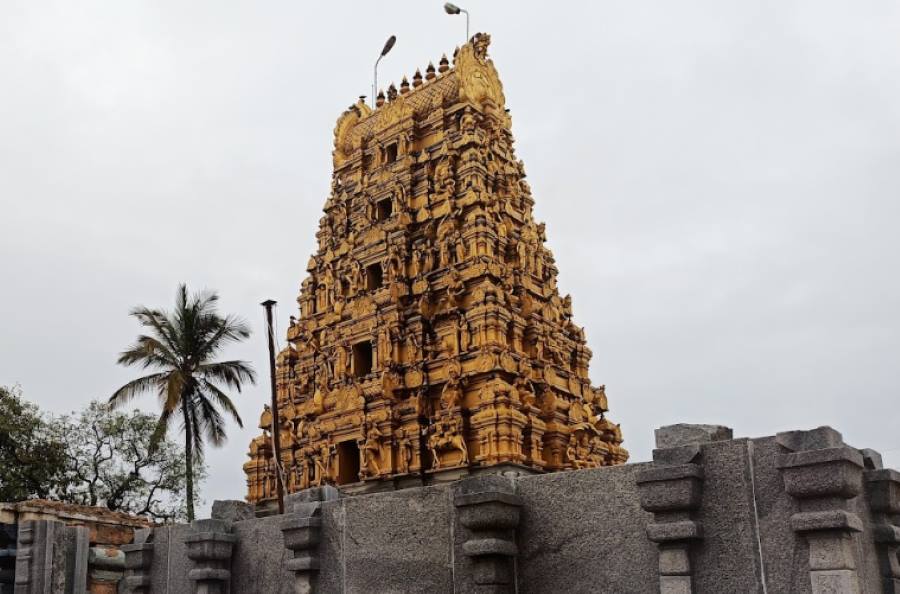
left=245, top=33, right=628, bottom=503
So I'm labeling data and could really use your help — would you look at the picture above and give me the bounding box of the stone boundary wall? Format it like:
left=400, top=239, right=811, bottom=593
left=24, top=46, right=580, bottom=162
left=11, top=423, right=900, bottom=593
left=0, top=500, right=149, bottom=594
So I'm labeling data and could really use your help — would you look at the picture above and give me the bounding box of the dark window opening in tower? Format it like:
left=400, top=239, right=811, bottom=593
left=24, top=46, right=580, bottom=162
left=337, top=440, right=361, bottom=484
left=352, top=341, right=373, bottom=377
left=366, top=263, right=383, bottom=290
left=376, top=197, right=393, bottom=221
left=385, top=142, right=398, bottom=164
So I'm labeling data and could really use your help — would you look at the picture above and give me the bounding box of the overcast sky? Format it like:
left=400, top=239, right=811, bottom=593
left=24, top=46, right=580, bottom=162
left=2, top=1, right=899, bottom=516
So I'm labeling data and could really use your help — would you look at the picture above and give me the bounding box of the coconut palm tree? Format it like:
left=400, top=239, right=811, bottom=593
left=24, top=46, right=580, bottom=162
left=110, top=284, right=256, bottom=521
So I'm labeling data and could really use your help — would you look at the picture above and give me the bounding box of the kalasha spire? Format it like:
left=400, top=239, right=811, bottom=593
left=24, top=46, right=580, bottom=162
left=244, top=33, right=627, bottom=504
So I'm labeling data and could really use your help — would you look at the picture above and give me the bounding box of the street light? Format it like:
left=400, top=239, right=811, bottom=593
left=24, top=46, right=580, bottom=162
left=373, top=35, right=397, bottom=108
left=444, top=3, right=469, bottom=41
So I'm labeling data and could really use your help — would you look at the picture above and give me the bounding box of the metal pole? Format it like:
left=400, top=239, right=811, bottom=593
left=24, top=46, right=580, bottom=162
left=261, top=299, right=285, bottom=514
left=373, top=55, right=383, bottom=108
left=372, top=36, right=396, bottom=108
left=463, top=9, right=469, bottom=41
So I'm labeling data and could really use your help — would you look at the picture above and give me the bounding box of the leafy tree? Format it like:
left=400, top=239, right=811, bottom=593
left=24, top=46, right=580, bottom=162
left=0, top=385, right=67, bottom=501
left=110, top=284, right=256, bottom=521
left=52, top=401, right=205, bottom=521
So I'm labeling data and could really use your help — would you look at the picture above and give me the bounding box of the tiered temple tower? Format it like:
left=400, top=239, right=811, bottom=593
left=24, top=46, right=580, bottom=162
left=244, top=33, right=628, bottom=503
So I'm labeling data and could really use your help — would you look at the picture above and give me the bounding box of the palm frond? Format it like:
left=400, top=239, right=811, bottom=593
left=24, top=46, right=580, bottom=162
left=150, top=406, right=176, bottom=449
left=194, top=392, right=228, bottom=448
left=198, top=360, right=256, bottom=392
left=199, top=380, right=243, bottom=427
left=109, top=372, right=170, bottom=408
left=160, top=372, right=187, bottom=414
left=117, top=335, right=179, bottom=369
left=130, top=307, right=181, bottom=356
left=194, top=316, right=249, bottom=362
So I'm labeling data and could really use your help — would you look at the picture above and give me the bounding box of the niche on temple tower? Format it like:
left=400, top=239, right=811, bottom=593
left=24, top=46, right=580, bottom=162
left=244, top=33, right=628, bottom=504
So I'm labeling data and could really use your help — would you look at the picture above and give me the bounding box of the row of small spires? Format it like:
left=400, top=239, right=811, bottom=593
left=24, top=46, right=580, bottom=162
left=371, top=51, right=455, bottom=108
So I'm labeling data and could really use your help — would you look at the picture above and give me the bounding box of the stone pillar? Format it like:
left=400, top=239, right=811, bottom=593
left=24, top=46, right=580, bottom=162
left=637, top=424, right=729, bottom=594
left=637, top=463, right=704, bottom=594
left=776, top=427, right=864, bottom=594
left=184, top=519, right=236, bottom=594
left=13, top=520, right=87, bottom=594
left=120, top=531, right=154, bottom=594
left=14, top=520, right=52, bottom=594
left=282, top=516, right=321, bottom=594
left=0, top=524, right=16, bottom=594
left=281, top=486, right=339, bottom=594
left=453, top=475, right=523, bottom=594
left=87, top=546, right=124, bottom=594
left=864, top=466, right=900, bottom=592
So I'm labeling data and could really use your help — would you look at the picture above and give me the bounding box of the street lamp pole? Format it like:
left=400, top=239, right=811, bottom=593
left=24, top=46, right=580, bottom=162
left=373, top=35, right=397, bottom=108
left=444, top=3, right=469, bottom=41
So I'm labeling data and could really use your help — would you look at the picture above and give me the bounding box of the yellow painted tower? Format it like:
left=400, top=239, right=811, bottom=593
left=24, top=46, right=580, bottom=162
left=245, top=33, right=627, bottom=503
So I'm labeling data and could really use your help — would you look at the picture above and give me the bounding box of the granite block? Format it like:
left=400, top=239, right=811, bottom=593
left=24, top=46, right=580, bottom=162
left=211, top=500, right=254, bottom=523
left=776, top=426, right=844, bottom=452
left=636, top=464, right=704, bottom=512
left=230, top=514, right=294, bottom=594
left=659, top=574, right=692, bottom=594
left=689, top=438, right=765, bottom=594
left=652, top=444, right=701, bottom=465
left=315, top=500, right=344, bottom=594
left=806, top=532, right=857, bottom=571
left=809, top=569, right=860, bottom=594
left=778, top=447, right=864, bottom=500
left=147, top=524, right=194, bottom=594
left=455, top=493, right=522, bottom=533
left=654, top=424, right=733, bottom=448
left=285, top=486, right=341, bottom=511
left=859, top=448, right=883, bottom=470
left=62, top=525, right=88, bottom=594
left=749, top=436, right=810, bottom=593
left=342, top=486, right=452, bottom=594
left=658, top=545, right=691, bottom=575
left=646, top=520, right=702, bottom=542
left=452, top=473, right=517, bottom=497
left=791, top=510, right=863, bottom=533
left=516, top=464, right=658, bottom=594
left=121, top=542, right=154, bottom=567
left=865, top=469, right=900, bottom=514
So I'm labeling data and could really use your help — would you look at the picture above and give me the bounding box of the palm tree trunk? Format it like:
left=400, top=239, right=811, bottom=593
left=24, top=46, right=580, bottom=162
left=181, top=399, right=195, bottom=522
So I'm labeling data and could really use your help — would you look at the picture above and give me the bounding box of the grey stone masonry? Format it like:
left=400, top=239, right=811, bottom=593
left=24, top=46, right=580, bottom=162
left=453, top=475, right=522, bottom=594
left=280, top=489, right=333, bottom=594
left=184, top=519, right=235, bottom=594
left=776, top=427, right=866, bottom=594
left=14, top=520, right=52, bottom=594
left=210, top=500, right=254, bottom=523
left=654, top=424, right=733, bottom=449
left=17, top=422, right=900, bottom=593
left=637, top=426, right=709, bottom=594
left=865, top=468, right=900, bottom=593
left=87, top=545, right=122, bottom=592
left=121, top=529, right=154, bottom=594
left=0, top=524, right=16, bottom=594
left=12, top=520, right=86, bottom=594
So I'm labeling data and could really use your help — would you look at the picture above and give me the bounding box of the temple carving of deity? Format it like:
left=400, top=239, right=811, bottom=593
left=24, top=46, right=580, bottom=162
left=244, top=33, right=628, bottom=504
